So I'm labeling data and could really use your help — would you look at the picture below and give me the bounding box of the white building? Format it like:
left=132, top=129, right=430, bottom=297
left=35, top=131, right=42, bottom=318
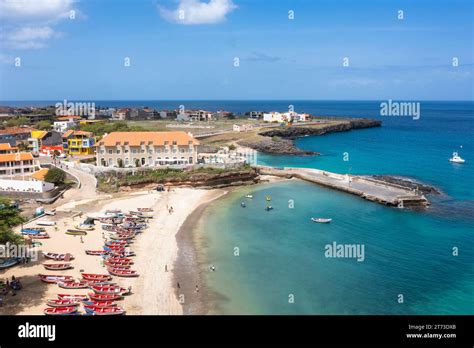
left=233, top=124, right=254, bottom=132
left=177, top=110, right=213, bottom=122
left=263, top=111, right=311, bottom=123
left=0, top=152, right=41, bottom=177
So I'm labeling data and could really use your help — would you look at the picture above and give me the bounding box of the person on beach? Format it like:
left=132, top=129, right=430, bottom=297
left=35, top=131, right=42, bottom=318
left=165, top=265, right=168, bottom=272
left=195, top=285, right=199, bottom=293
left=177, top=282, right=180, bottom=289
left=210, top=265, right=216, bottom=272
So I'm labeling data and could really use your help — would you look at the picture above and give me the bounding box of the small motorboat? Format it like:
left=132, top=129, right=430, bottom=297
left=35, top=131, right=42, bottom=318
left=84, top=306, right=125, bottom=315
left=58, top=294, right=89, bottom=301
left=43, top=252, right=74, bottom=261
left=107, top=268, right=139, bottom=277
left=81, top=273, right=112, bottom=281
left=39, top=274, right=74, bottom=284
left=0, top=257, right=21, bottom=270
left=44, top=306, right=78, bottom=315
left=88, top=293, right=122, bottom=301
left=36, top=220, right=56, bottom=226
left=43, top=263, right=72, bottom=271
left=46, top=299, right=79, bottom=307
left=449, top=151, right=465, bottom=163
left=245, top=194, right=253, bottom=199
left=241, top=202, right=246, bottom=208
left=311, top=218, right=332, bottom=223
left=58, top=281, right=89, bottom=289
left=66, top=229, right=88, bottom=236
left=265, top=205, right=273, bottom=211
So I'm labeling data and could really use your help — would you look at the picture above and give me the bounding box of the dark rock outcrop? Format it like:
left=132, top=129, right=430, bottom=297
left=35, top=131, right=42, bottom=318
left=369, top=175, right=441, bottom=195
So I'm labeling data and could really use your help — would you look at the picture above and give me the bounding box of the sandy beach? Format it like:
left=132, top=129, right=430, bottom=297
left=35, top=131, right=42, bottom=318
left=0, top=187, right=225, bottom=315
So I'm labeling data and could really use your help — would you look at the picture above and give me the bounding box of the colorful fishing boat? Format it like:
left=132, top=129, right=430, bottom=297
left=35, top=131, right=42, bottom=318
left=88, top=293, right=122, bottom=301
left=83, top=300, right=116, bottom=307
left=108, top=268, right=139, bottom=277
left=39, top=274, right=74, bottom=283
left=104, top=262, right=131, bottom=269
left=90, top=285, right=127, bottom=295
left=58, top=281, right=89, bottom=289
left=31, top=233, right=50, bottom=239
left=43, top=252, right=74, bottom=261
left=85, top=250, right=108, bottom=256
left=46, top=299, right=79, bottom=307
left=43, top=263, right=72, bottom=271
left=58, top=294, right=89, bottom=301
left=66, top=229, right=88, bottom=236
left=81, top=273, right=112, bottom=281
left=44, top=306, right=78, bottom=315
left=0, top=257, right=21, bottom=270
left=20, top=229, right=41, bottom=235
left=84, top=306, right=125, bottom=315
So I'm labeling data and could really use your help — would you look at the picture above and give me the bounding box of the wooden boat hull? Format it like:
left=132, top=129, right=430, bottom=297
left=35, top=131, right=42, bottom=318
left=88, top=293, right=122, bottom=301
left=84, top=306, right=125, bottom=315
left=43, top=263, right=72, bottom=271
left=66, top=230, right=87, bottom=236
left=47, top=299, right=79, bottom=307
left=0, top=257, right=20, bottom=270
left=44, top=306, right=77, bottom=315
left=108, top=268, right=139, bottom=277
left=58, top=294, right=89, bottom=301
left=58, top=281, right=89, bottom=289
left=39, top=274, right=74, bottom=283
left=43, top=253, right=74, bottom=261
left=81, top=273, right=112, bottom=281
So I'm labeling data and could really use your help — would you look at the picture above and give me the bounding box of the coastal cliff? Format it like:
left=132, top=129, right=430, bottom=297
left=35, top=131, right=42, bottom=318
left=239, top=118, right=381, bottom=155
left=96, top=166, right=259, bottom=192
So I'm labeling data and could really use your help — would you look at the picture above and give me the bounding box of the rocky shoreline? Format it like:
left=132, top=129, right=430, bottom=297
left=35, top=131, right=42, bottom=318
left=239, top=118, right=382, bottom=155
left=368, top=175, right=441, bottom=195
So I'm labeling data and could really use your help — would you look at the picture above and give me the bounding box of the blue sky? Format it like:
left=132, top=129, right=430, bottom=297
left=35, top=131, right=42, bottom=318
left=0, top=0, right=472, bottom=101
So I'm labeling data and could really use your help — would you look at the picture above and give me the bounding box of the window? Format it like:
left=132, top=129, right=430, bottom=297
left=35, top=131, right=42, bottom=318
left=117, top=149, right=121, bottom=154
left=189, top=157, right=193, bottom=164
left=148, top=149, right=153, bottom=154
left=180, top=148, right=185, bottom=153
left=108, top=149, right=113, bottom=155
left=132, top=149, right=137, bottom=154
left=108, top=158, right=113, bottom=166
left=125, top=149, right=129, bottom=154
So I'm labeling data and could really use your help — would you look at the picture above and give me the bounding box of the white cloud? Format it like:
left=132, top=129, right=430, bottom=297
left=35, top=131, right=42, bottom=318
left=0, top=0, right=75, bottom=21
left=2, top=26, right=62, bottom=49
left=0, top=0, right=77, bottom=50
left=159, top=0, right=237, bottom=25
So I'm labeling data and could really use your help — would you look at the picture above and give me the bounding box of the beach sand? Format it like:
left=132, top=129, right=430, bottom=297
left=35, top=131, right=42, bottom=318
left=0, top=187, right=224, bottom=315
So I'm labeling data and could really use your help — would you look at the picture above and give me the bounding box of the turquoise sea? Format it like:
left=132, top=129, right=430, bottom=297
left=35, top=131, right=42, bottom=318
left=6, top=100, right=473, bottom=314
left=192, top=101, right=473, bottom=314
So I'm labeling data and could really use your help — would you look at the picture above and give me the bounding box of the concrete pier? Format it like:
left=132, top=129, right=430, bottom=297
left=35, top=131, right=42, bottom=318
left=257, top=166, right=429, bottom=208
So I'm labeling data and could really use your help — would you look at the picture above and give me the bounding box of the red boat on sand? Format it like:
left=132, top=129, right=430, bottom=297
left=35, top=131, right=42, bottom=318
left=58, top=294, right=89, bottom=301
left=90, top=285, right=127, bottom=294
left=44, top=306, right=78, bottom=315
left=43, top=252, right=74, bottom=261
left=108, top=268, right=139, bottom=277
left=88, top=293, right=122, bottom=301
left=58, top=281, right=89, bottom=289
left=85, top=250, right=107, bottom=256
left=81, top=273, right=112, bottom=281
left=43, top=263, right=72, bottom=271
left=85, top=306, right=125, bottom=315
left=46, top=299, right=79, bottom=307
left=39, top=274, right=74, bottom=283
left=83, top=300, right=116, bottom=307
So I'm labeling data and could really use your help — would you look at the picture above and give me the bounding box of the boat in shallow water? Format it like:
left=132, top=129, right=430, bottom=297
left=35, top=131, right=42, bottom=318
left=449, top=151, right=465, bottom=163
left=311, top=218, right=332, bottom=223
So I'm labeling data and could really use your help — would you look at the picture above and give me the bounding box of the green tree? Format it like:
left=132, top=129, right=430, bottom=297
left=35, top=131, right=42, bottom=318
left=44, top=167, right=66, bottom=185
left=36, top=120, right=52, bottom=130
left=6, top=116, right=29, bottom=127
left=0, top=197, right=25, bottom=244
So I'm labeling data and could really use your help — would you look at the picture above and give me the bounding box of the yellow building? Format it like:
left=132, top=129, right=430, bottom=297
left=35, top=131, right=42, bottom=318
left=63, top=130, right=96, bottom=155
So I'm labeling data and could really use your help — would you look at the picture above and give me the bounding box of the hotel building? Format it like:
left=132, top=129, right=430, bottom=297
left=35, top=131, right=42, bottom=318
left=96, top=131, right=199, bottom=168
left=0, top=152, right=40, bottom=177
